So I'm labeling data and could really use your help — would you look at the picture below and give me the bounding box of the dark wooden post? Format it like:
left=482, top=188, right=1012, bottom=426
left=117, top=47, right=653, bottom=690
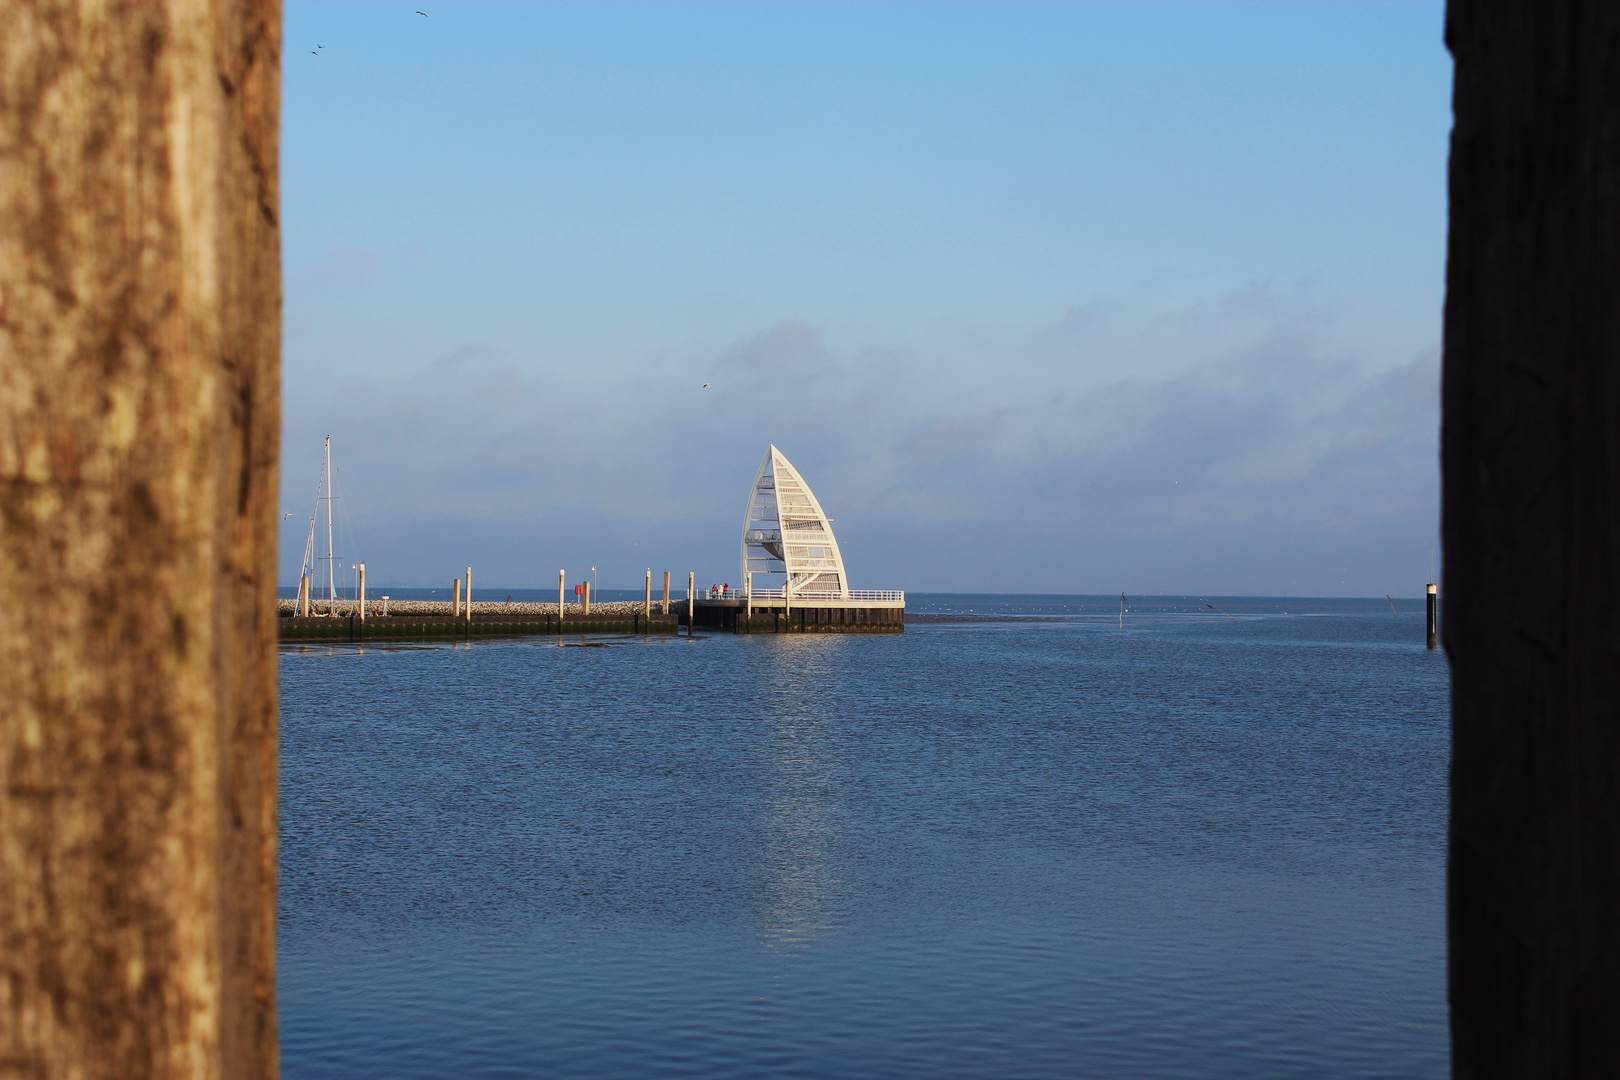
left=0, top=3, right=282, bottom=1078
left=1444, top=1, right=1620, bottom=1073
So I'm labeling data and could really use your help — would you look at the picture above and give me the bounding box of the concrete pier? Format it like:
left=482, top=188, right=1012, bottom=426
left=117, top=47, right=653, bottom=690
left=687, top=597, right=903, bottom=633
left=276, top=594, right=902, bottom=639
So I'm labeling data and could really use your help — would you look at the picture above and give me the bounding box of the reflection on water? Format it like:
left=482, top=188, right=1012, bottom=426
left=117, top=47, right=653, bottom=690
left=759, top=720, right=840, bottom=948
left=285, top=642, right=441, bottom=657
left=756, top=638, right=850, bottom=947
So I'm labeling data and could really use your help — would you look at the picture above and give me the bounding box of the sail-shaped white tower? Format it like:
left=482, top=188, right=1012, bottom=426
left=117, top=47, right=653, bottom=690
left=741, top=445, right=849, bottom=599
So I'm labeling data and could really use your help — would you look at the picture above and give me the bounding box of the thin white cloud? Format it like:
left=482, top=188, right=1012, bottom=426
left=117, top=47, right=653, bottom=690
left=280, top=291, right=1438, bottom=592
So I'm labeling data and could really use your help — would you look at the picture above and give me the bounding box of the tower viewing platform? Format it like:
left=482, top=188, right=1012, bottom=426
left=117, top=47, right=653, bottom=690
left=690, top=445, right=903, bottom=633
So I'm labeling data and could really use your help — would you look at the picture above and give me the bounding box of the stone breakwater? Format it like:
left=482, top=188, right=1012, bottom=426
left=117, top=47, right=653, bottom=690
left=278, top=601, right=682, bottom=641
left=279, top=599, right=668, bottom=618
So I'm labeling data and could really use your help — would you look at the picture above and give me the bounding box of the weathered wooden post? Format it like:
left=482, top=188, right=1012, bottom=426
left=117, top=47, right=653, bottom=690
left=1425, top=583, right=1437, bottom=650
left=358, top=563, right=366, bottom=623
left=662, top=570, right=670, bottom=614
left=453, top=577, right=462, bottom=618
left=746, top=570, right=753, bottom=619
left=645, top=568, right=652, bottom=618
left=1445, top=1, right=1620, bottom=1070
left=465, top=566, right=472, bottom=625
left=558, top=569, right=565, bottom=626
left=299, top=574, right=310, bottom=617
left=583, top=579, right=590, bottom=617
left=0, top=4, right=282, bottom=1077
left=688, top=571, right=695, bottom=632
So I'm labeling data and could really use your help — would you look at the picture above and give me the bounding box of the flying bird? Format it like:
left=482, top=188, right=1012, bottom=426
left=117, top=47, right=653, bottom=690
left=284, top=512, right=293, bottom=519
left=417, top=10, right=427, bottom=15
left=702, top=383, right=710, bottom=388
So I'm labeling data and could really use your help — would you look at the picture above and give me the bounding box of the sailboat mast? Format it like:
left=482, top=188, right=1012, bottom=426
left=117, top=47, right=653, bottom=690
left=325, top=435, right=335, bottom=607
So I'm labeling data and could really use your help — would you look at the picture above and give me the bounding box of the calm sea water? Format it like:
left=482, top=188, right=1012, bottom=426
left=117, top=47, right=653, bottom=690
left=279, top=595, right=1450, bottom=1079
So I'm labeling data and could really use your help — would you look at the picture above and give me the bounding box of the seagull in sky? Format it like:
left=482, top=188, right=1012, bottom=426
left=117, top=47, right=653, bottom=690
left=702, top=383, right=710, bottom=388
left=417, top=10, right=427, bottom=15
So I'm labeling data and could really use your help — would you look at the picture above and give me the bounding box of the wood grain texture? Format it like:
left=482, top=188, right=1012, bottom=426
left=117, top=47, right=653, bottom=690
left=1444, top=1, right=1620, bottom=1074
left=0, top=2, right=281, bottom=1077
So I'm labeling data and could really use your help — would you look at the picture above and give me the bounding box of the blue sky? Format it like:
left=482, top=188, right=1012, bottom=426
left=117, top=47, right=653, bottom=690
left=280, top=1, right=1450, bottom=595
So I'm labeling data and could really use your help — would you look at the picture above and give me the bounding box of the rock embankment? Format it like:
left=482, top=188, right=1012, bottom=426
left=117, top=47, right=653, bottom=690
left=277, top=599, right=666, bottom=617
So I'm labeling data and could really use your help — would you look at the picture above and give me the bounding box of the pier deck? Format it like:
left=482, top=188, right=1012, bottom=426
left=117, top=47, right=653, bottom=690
left=687, top=597, right=903, bottom=633
left=277, top=597, right=903, bottom=640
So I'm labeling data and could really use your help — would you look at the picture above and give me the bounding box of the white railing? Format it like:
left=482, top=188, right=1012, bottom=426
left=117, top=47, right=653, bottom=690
left=743, top=588, right=904, bottom=603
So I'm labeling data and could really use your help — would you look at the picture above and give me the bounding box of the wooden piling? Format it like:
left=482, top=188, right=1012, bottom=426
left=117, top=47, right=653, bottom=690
left=559, top=569, right=566, bottom=624
left=453, top=577, right=462, bottom=618
left=746, top=570, right=752, bottom=617
left=1443, top=5, right=1620, bottom=1064
left=358, top=563, right=366, bottom=623
left=645, top=568, right=652, bottom=618
left=466, top=567, right=473, bottom=624
left=1426, top=583, right=1437, bottom=650
left=299, top=574, right=310, bottom=617
left=583, top=580, right=591, bottom=616
left=0, top=4, right=282, bottom=1073
left=688, top=571, right=695, bottom=632
left=662, top=571, right=670, bottom=614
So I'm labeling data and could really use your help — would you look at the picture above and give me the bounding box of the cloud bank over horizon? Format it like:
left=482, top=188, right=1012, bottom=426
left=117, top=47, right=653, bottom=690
left=279, top=2, right=1449, bottom=596
left=281, top=277, right=1438, bottom=595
